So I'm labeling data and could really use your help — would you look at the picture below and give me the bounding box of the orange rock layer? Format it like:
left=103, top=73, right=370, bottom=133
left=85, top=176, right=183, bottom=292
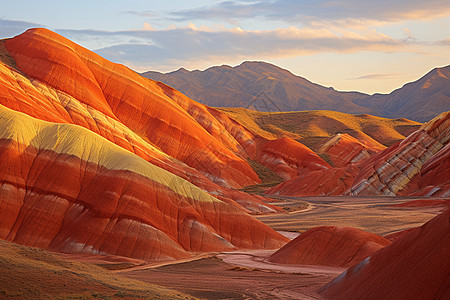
left=0, top=28, right=332, bottom=209
left=0, top=105, right=288, bottom=260
left=350, top=111, right=449, bottom=197
left=0, top=28, right=297, bottom=260
left=320, top=208, right=450, bottom=299
left=4, top=28, right=259, bottom=190
left=268, top=226, right=391, bottom=268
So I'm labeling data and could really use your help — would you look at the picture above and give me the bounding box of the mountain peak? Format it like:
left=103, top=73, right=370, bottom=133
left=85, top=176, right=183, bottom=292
left=142, top=61, right=368, bottom=113
left=174, top=67, right=189, bottom=73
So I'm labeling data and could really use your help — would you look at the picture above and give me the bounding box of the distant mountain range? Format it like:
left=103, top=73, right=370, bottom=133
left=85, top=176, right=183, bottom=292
left=142, top=61, right=450, bottom=122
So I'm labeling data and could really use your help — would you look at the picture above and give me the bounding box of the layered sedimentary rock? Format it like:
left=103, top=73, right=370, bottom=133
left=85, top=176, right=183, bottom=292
left=0, top=28, right=294, bottom=260
left=349, top=111, right=449, bottom=196
left=319, top=133, right=380, bottom=167
left=255, top=137, right=331, bottom=180
left=267, top=165, right=359, bottom=196
left=268, top=226, right=391, bottom=268
left=268, top=112, right=449, bottom=197
left=320, top=208, right=450, bottom=299
left=0, top=105, right=287, bottom=260
left=0, top=28, right=334, bottom=208
left=3, top=28, right=259, bottom=190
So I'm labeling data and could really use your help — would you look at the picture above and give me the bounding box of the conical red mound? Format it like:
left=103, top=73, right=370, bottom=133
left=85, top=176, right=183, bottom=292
left=320, top=208, right=450, bottom=299
left=268, top=226, right=390, bottom=268
left=319, top=133, right=380, bottom=167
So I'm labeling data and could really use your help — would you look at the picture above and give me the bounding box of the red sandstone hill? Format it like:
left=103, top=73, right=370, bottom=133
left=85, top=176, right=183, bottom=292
left=268, top=226, right=391, bottom=268
left=267, top=111, right=450, bottom=197
left=0, top=28, right=294, bottom=260
left=320, top=208, right=450, bottom=299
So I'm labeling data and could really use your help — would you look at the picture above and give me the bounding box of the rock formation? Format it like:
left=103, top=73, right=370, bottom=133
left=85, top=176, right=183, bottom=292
left=350, top=111, right=449, bottom=197
left=320, top=208, right=450, bottom=299
left=268, top=226, right=391, bottom=268
left=268, top=112, right=449, bottom=197
left=0, top=28, right=448, bottom=263
left=0, top=28, right=291, bottom=260
left=319, top=133, right=380, bottom=167
left=0, top=105, right=287, bottom=260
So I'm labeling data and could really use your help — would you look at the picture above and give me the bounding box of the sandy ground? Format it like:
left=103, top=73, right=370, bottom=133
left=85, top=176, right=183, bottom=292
left=218, top=249, right=345, bottom=275
left=114, top=195, right=447, bottom=299
left=123, top=256, right=335, bottom=299
left=257, top=196, right=446, bottom=236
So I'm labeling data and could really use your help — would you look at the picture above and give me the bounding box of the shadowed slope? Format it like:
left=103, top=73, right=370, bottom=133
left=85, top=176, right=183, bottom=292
left=142, top=61, right=368, bottom=113
left=355, top=65, right=450, bottom=122
left=143, top=61, right=450, bottom=122
left=320, top=208, right=450, bottom=299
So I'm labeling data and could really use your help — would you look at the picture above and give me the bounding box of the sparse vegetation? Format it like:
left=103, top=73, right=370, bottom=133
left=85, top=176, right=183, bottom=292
left=0, top=240, right=194, bottom=299
left=218, top=108, right=422, bottom=152
left=246, top=159, right=284, bottom=184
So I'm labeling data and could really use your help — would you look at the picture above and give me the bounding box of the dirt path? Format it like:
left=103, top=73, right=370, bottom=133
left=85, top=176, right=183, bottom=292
left=218, top=249, right=345, bottom=276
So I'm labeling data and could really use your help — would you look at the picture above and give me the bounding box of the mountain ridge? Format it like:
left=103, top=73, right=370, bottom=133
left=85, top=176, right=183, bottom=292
left=354, top=65, right=450, bottom=122
left=143, top=61, right=369, bottom=113
left=142, top=61, right=450, bottom=122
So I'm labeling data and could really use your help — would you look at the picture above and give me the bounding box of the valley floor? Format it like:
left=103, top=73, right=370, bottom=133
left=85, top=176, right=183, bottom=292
left=257, top=195, right=445, bottom=235
left=3, top=195, right=443, bottom=299
left=93, top=195, right=446, bottom=300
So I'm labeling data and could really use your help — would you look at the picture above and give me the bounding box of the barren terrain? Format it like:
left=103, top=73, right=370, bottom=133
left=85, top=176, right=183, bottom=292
left=115, top=195, right=445, bottom=299
left=257, top=196, right=445, bottom=235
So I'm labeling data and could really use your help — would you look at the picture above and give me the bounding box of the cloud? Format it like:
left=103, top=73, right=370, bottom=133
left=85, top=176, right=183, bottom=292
left=56, top=25, right=407, bottom=72
left=435, top=38, right=450, bottom=46
left=169, top=0, right=450, bottom=25
left=0, top=18, right=43, bottom=39
left=350, top=73, right=402, bottom=80
left=124, top=10, right=157, bottom=18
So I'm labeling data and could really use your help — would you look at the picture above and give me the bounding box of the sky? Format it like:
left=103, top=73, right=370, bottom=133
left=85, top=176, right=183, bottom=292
left=1, top=0, right=449, bottom=94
